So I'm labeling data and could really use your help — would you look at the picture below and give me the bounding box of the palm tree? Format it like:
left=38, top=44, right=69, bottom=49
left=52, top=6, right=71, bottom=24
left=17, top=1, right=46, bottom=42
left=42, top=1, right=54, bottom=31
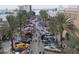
left=39, top=10, right=48, bottom=20
left=1, top=21, right=9, bottom=41
left=49, top=13, right=79, bottom=53
left=16, top=10, right=28, bottom=34
left=6, top=15, right=16, bottom=51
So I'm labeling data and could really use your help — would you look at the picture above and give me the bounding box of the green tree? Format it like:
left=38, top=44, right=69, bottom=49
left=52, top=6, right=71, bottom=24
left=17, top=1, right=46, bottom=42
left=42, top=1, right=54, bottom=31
left=6, top=10, right=31, bottom=51
left=49, top=13, right=79, bottom=52
left=1, top=21, right=10, bottom=41
left=6, top=15, right=16, bottom=50
left=16, top=10, right=28, bottom=33
left=39, top=10, right=48, bottom=20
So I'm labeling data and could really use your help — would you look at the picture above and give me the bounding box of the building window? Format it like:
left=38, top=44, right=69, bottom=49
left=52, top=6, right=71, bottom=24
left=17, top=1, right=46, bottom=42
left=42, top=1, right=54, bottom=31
left=74, top=14, right=77, bottom=20
left=71, top=14, right=77, bottom=20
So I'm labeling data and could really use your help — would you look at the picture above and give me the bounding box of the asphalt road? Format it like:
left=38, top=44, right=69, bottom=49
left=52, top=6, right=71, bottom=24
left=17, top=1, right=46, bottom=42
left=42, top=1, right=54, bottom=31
left=1, top=16, right=59, bottom=54
left=30, top=16, right=59, bottom=54
left=30, top=30, right=43, bottom=54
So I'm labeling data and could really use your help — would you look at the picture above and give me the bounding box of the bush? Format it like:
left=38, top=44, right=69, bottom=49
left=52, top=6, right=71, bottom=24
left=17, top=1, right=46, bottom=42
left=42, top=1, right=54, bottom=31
left=66, top=34, right=79, bottom=48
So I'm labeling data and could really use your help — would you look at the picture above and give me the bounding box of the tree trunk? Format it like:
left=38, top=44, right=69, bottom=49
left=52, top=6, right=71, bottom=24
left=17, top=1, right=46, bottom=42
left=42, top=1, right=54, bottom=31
left=60, top=32, right=63, bottom=53
left=20, top=19, right=22, bottom=35
left=11, top=37, right=14, bottom=50
left=10, top=33, right=14, bottom=52
left=20, top=19, right=22, bottom=39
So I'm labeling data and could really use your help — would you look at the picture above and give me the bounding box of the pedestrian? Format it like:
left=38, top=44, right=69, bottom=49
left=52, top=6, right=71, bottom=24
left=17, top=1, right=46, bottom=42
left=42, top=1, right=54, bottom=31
left=38, top=39, right=40, bottom=42
left=63, top=44, right=68, bottom=48
left=36, top=33, right=37, bottom=37
left=35, top=39, right=37, bottom=42
left=42, top=51, right=45, bottom=54
left=39, top=51, right=41, bottom=54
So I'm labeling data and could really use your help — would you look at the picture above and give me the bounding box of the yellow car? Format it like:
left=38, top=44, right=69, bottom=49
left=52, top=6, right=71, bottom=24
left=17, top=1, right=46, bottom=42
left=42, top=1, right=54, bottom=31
left=15, top=42, right=30, bottom=49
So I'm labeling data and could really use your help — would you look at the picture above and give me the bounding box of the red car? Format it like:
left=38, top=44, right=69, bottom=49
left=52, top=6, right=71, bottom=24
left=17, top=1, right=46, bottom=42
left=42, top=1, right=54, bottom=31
left=20, top=49, right=29, bottom=54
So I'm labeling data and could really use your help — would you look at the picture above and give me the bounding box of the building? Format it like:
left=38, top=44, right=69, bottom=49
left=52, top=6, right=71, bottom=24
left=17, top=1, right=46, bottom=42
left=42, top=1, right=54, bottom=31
left=64, top=6, right=79, bottom=37
left=19, top=5, right=32, bottom=12
left=47, top=6, right=64, bottom=17
left=64, top=6, right=79, bottom=29
left=47, top=9, right=58, bottom=17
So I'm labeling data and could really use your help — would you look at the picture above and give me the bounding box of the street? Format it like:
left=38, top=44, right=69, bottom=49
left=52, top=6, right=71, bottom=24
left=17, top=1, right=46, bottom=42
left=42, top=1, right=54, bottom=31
left=1, top=15, right=60, bottom=54
left=30, top=16, right=59, bottom=54
left=0, top=5, right=78, bottom=54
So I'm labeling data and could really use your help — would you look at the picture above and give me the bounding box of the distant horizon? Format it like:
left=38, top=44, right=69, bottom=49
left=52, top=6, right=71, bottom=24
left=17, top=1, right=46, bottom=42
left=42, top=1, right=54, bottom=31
left=0, top=5, right=65, bottom=10
left=0, top=5, right=71, bottom=10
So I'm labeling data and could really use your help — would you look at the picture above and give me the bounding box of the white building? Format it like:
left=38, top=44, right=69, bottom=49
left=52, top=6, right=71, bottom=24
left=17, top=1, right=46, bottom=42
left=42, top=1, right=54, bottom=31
left=47, top=6, right=64, bottom=17
left=47, top=9, right=58, bottom=17
left=19, top=5, right=32, bottom=12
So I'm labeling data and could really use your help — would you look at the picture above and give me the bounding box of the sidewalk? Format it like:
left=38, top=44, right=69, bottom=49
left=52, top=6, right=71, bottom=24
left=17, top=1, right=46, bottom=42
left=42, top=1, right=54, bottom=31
left=1, top=41, right=11, bottom=54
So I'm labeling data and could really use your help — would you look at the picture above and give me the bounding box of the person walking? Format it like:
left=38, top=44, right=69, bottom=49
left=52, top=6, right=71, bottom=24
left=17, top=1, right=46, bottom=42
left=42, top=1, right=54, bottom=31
left=35, top=39, right=37, bottom=42
left=39, top=51, right=41, bottom=54
left=42, top=51, right=45, bottom=54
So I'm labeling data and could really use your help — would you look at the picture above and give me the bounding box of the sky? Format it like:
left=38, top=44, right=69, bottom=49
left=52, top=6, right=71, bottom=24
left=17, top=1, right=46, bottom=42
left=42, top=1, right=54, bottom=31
left=32, top=5, right=59, bottom=9
left=0, top=5, right=61, bottom=9
left=0, top=5, right=18, bottom=9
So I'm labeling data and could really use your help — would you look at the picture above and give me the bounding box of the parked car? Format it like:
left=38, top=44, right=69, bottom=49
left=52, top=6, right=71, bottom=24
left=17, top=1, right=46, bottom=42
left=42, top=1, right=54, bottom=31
left=44, top=45, right=61, bottom=53
left=14, top=42, right=30, bottom=54
left=31, top=16, right=36, bottom=20
left=15, top=42, right=30, bottom=49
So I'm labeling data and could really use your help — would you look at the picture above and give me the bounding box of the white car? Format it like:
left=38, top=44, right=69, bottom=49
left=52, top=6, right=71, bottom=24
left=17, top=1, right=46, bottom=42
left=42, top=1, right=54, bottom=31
left=44, top=46, right=61, bottom=53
